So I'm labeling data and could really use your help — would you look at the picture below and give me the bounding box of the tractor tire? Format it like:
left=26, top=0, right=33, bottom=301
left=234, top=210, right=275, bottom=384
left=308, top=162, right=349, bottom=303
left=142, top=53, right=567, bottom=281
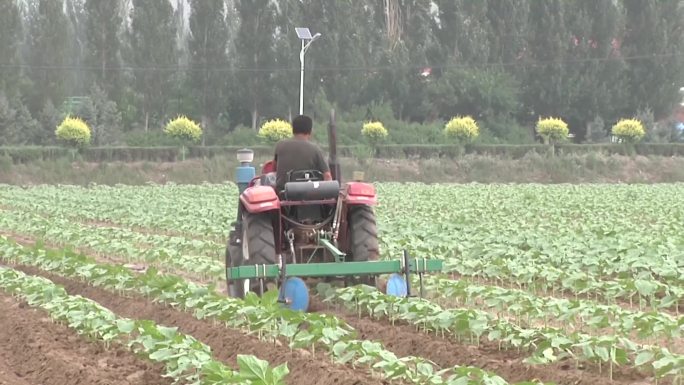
left=348, top=205, right=379, bottom=286
left=226, top=214, right=276, bottom=298
left=242, top=213, right=277, bottom=265
left=225, top=228, right=245, bottom=297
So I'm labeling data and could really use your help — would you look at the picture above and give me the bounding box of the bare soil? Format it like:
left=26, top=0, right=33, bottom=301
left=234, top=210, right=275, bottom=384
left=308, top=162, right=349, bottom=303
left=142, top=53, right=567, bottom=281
left=12, top=264, right=388, bottom=385
left=0, top=292, right=170, bottom=385
left=310, top=298, right=656, bottom=385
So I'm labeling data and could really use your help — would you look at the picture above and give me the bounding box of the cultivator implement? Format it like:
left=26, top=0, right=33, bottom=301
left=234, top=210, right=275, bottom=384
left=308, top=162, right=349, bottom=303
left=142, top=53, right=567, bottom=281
left=227, top=249, right=443, bottom=310
left=225, top=110, right=443, bottom=311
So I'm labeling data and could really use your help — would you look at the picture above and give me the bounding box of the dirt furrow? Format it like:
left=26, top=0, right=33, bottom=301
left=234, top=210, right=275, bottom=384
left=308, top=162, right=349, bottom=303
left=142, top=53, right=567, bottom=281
left=13, top=264, right=387, bottom=385
left=310, top=298, right=653, bottom=385
left=0, top=292, right=170, bottom=385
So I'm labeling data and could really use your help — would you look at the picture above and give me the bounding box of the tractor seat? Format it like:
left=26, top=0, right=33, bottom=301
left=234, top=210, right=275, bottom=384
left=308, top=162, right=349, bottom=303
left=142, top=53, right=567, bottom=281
left=283, top=180, right=340, bottom=201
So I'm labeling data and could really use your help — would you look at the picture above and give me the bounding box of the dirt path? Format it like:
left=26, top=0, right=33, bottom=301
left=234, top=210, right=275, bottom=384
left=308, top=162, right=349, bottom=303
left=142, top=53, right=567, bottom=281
left=0, top=292, right=170, bottom=385
left=12, top=264, right=388, bottom=385
left=310, top=298, right=653, bottom=385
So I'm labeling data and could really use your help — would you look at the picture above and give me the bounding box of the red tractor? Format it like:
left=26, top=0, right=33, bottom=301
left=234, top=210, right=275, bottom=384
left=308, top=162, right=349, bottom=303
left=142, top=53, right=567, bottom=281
left=225, top=111, right=441, bottom=311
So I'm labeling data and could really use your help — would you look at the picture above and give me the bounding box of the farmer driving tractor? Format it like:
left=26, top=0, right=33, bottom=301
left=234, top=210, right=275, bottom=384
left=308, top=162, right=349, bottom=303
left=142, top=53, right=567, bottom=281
left=225, top=110, right=442, bottom=310
left=272, top=115, right=332, bottom=191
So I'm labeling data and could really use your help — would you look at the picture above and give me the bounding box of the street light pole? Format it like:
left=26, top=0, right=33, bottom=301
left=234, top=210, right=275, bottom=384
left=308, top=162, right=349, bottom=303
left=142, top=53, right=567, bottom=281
left=299, top=39, right=306, bottom=115
left=296, top=28, right=321, bottom=116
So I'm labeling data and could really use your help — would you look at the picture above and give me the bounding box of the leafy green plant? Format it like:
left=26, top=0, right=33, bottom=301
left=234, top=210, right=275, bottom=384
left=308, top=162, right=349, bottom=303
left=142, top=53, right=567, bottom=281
left=56, top=116, right=91, bottom=147
left=536, top=117, right=569, bottom=144
left=612, top=119, right=645, bottom=143
left=164, top=116, right=202, bottom=160
left=444, top=116, right=479, bottom=143
left=321, top=283, right=684, bottom=382
left=3, top=182, right=684, bottom=384
left=0, top=238, right=551, bottom=385
left=362, top=121, right=389, bottom=146
left=165, top=116, right=202, bottom=143
left=423, top=276, right=682, bottom=342
left=258, top=119, right=292, bottom=143
left=0, top=266, right=288, bottom=385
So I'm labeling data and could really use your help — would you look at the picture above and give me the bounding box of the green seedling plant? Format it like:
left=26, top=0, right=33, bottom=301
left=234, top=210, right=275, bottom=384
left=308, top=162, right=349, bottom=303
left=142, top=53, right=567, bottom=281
left=423, top=276, right=684, bottom=343
left=0, top=266, right=288, bottom=385
left=0, top=237, right=551, bottom=385
left=321, top=283, right=684, bottom=383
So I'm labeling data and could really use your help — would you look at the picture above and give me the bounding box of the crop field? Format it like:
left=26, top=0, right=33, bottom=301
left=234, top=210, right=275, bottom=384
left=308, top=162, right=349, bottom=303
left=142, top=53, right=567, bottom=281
left=0, top=182, right=683, bottom=385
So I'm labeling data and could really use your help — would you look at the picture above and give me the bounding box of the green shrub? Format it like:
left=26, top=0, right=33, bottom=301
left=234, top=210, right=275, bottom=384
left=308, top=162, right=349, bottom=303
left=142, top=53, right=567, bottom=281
left=56, top=116, right=91, bottom=147
left=444, top=116, right=479, bottom=143
left=0, top=152, right=11, bottom=172
left=481, top=118, right=534, bottom=144
left=258, top=119, right=292, bottom=143
left=612, top=119, right=645, bottom=143
left=123, top=130, right=182, bottom=146
left=219, top=126, right=260, bottom=146
left=362, top=121, right=389, bottom=146
left=164, top=116, right=202, bottom=143
left=536, top=117, right=569, bottom=144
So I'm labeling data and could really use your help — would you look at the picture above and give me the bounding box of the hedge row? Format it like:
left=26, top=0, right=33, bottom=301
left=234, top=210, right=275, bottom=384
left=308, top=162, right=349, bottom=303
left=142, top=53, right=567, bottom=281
left=3, top=143, right=684, bottom=164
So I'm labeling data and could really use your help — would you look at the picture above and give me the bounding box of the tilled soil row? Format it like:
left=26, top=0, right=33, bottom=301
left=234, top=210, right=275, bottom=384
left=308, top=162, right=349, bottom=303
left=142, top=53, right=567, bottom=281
left=310, top=298, right=653, bottom=385
left=0, top=292, right=170, bottom=385
left=13, top=264, right=387, bottom=385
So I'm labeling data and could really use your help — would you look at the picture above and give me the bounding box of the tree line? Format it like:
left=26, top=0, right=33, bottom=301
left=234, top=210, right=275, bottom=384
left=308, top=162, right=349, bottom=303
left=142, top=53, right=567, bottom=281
left=0, top=0, right=682, bottom=146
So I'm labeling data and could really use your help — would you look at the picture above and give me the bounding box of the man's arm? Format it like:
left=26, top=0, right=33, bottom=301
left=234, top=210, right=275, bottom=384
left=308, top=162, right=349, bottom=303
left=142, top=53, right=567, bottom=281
left=314, top=146, right=332, bottom=181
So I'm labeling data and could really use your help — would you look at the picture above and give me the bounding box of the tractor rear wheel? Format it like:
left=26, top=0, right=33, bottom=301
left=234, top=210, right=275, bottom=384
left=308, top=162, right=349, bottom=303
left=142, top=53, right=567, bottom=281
left=226, top=213, right=276, bottom=298
left=225, top=230, right=244, bottom=297
left=348, top=205, right=379, bottom=286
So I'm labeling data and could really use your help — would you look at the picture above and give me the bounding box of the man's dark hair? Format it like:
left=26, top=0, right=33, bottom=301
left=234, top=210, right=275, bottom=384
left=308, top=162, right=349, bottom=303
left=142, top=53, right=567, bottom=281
left=292, top=115, right=313, bottom=135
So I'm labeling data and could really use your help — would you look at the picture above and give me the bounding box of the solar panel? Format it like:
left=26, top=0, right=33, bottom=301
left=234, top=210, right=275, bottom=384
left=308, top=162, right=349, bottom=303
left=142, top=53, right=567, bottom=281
left=295, top=27, right=312, bottom=40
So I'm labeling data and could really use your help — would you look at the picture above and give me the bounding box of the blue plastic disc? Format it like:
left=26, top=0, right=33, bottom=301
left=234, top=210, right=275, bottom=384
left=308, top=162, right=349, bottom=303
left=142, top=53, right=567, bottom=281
left=282, top=277, right=309, bottom=311
left=386, top=273, right=408, bottom=297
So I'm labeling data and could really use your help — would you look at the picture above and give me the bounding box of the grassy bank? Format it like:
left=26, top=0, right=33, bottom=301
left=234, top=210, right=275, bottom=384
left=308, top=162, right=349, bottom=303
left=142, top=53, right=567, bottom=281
left=2, top=152, right=684, bottom=185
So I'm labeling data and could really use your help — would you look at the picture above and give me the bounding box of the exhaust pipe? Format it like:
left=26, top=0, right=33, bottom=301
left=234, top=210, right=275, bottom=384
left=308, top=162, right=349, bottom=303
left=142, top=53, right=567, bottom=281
left=327, top=109, right=341, bottom=183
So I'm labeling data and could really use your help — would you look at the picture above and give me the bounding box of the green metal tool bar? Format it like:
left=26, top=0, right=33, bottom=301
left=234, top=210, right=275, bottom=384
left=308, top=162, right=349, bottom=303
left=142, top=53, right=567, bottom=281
left=318, top=238, right=346, bottom=263
left=227, top=259, right=443, bottom=280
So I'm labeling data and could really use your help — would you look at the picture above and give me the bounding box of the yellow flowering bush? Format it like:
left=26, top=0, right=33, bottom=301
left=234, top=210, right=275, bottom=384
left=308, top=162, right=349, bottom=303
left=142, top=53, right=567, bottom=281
left=259, top=119, right=292, bottom=143
left=444, top=116, right=479, bottom=143
left=536, top=117, right=569, bottom=144
left=55, top=116, right=91, bottom=147
left=164, top=116, right=202, bottom=142
left=362, top=121, right=389, bottom=145
left=612, top=119, right=645, bottom=143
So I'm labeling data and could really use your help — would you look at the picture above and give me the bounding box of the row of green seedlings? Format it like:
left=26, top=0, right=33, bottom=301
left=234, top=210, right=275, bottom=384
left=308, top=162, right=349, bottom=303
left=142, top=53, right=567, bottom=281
left=9, top=185, right=682, bottom=299
left=320, top=284, right=684, bottom=384
left=441, top=246, right=683, bottom=291
left=0, top=209, right=224, bottom=280
left=0, top=237, right=548, bottom=385
left=379, top=217, right=683, bottom=289
left=4, top=193, right=681, bottom=318
left=0, top=184, right=232, bottom=241
left=440, top=255, right=683, bottom=313
left=422, top=276, right=683, bottom=343
left=0, top=266, right=288, bottom=385
left=7, top=183, right=682, bottom=289
left=0, top=207, right=223, bottom=257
